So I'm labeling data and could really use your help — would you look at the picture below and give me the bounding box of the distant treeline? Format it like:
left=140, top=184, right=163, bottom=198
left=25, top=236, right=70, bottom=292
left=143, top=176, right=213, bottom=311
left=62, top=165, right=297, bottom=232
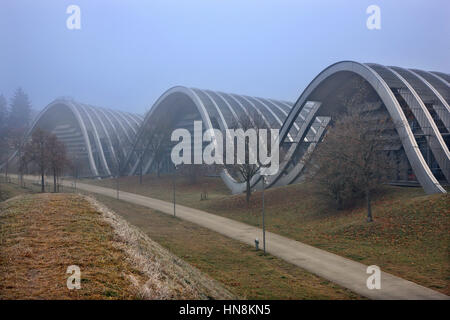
left=0, top=88, right=34, bottom=163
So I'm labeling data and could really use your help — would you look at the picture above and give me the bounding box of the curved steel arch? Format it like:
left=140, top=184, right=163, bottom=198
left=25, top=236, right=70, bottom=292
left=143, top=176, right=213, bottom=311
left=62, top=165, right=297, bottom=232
left=127, top=62, right=449, bottom=195
left=124, top=86, right=301, bottom=192
left=276, top=61, right=448, bottom=194
left=9, top=98, right=142, bottom=178
left=2, top=61, right=447, bottom=195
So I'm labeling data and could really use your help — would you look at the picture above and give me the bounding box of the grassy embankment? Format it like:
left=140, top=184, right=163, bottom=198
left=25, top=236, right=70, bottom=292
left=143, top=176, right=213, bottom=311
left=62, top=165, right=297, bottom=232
left=0, top=190, right=235, bottom=300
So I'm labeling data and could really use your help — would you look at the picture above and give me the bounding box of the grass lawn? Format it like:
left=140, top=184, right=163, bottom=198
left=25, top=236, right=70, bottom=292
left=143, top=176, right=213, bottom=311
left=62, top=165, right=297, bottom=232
left=83, top=192, right=363, bottom=299
left=0, top=193, right=142, bottom=299
left=85, top=174, right=450, bottom=295
left=0, top=179, right=33, bottom=202
left=0, top=191, right=234, bottom=299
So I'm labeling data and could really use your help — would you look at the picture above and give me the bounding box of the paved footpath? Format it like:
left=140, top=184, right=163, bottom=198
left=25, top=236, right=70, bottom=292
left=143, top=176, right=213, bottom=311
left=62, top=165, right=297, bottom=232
left=18, top=175, right=449, bottom=299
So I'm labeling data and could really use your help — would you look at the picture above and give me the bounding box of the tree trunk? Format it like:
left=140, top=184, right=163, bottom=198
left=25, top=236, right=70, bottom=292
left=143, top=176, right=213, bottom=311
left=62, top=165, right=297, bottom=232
left=366, top=189, right=373, bottom=222
left=5, top=159, right=8, bottom=180
left=116, top=176, right=119, bottom=199
left=53, top=168, right=57, bottom=193
left=41, top=169, right=45, bottom=193
left=139, top=160, right=143, bottom=184
left=336, top=194, right=343, bottom=210
left=246, top=180, right=251, bottom=204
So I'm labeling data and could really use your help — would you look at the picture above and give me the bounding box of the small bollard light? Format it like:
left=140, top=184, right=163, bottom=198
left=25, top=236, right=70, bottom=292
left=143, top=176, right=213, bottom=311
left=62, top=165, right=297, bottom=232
left=255, top=238, right=259, bottom=250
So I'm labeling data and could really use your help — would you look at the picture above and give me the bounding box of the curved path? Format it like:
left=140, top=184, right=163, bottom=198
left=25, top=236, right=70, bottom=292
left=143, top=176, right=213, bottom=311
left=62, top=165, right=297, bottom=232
left=18, top=174, right=450, bottom=300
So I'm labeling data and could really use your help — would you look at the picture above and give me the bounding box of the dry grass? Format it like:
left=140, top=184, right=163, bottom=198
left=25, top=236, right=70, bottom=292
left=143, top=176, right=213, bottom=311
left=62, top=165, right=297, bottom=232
left=0, top=192, right=234, bottom=300
left=86, top=175, right=450, bottom=295
left=86, top=196, right=235, bottom=300
left=198, top=184, right=450, bottom=294
left=83, top=174, right=229, bottom=207
left=87, top=193, right=363, bottom=300
left=0, top=180, right=33, bottom=202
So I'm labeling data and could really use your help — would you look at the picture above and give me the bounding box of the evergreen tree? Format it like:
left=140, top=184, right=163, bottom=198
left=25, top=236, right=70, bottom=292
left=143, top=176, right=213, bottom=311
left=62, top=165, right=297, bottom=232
left=9, top=87, right=32, bottom=130
left=0, top=94, right=7, bottom=131
left=0, top=94, right=9, bottom=162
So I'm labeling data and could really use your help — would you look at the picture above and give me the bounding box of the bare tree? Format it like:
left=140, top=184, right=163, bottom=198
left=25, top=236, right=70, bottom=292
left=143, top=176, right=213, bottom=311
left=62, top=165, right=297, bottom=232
left=135, top=147, right=145, bottom=184
left=225, top=112, right=272, bottom=204
left=131, top=124, right=155, bottom=183
left=145, top=124, right=171, bottom=178
left=111, top=137, right=128, bottom=199
left=47, top=134, right=69, bottom=193
left=17, top=146, right=27, bottom=188
left=305, top=110, right=395, bottom=222
left=4, top=127, right=26, bottom=182
left=23, top=128, right=50, bottom=192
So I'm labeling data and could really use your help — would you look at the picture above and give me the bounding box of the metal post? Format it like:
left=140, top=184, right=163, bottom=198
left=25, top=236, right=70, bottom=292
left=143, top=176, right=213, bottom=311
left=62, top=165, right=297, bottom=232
left=116, top=175, right=119, bottom=200
left=138, top=149, right=143, bottom=185
left=262, top=176, right=266, bottom=255
left=139, top=157, right=142, bottom=185
left=173, top=165, right=176, bottom=217
left=117, top=158, right=121, bottom=200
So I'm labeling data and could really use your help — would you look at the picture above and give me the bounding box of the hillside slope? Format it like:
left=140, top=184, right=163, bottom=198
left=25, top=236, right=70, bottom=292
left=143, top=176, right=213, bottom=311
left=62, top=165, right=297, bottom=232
left=0, top=193, right=235, bottom=299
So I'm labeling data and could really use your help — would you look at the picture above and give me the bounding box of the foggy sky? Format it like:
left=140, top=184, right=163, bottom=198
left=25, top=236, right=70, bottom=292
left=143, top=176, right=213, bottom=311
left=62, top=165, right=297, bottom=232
left=1, top=0, right=449, bottom=115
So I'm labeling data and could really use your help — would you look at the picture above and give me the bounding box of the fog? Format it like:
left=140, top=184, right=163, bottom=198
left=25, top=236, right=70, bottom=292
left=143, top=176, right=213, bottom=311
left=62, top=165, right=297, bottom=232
left=0, top=0, right=449, bottom=115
